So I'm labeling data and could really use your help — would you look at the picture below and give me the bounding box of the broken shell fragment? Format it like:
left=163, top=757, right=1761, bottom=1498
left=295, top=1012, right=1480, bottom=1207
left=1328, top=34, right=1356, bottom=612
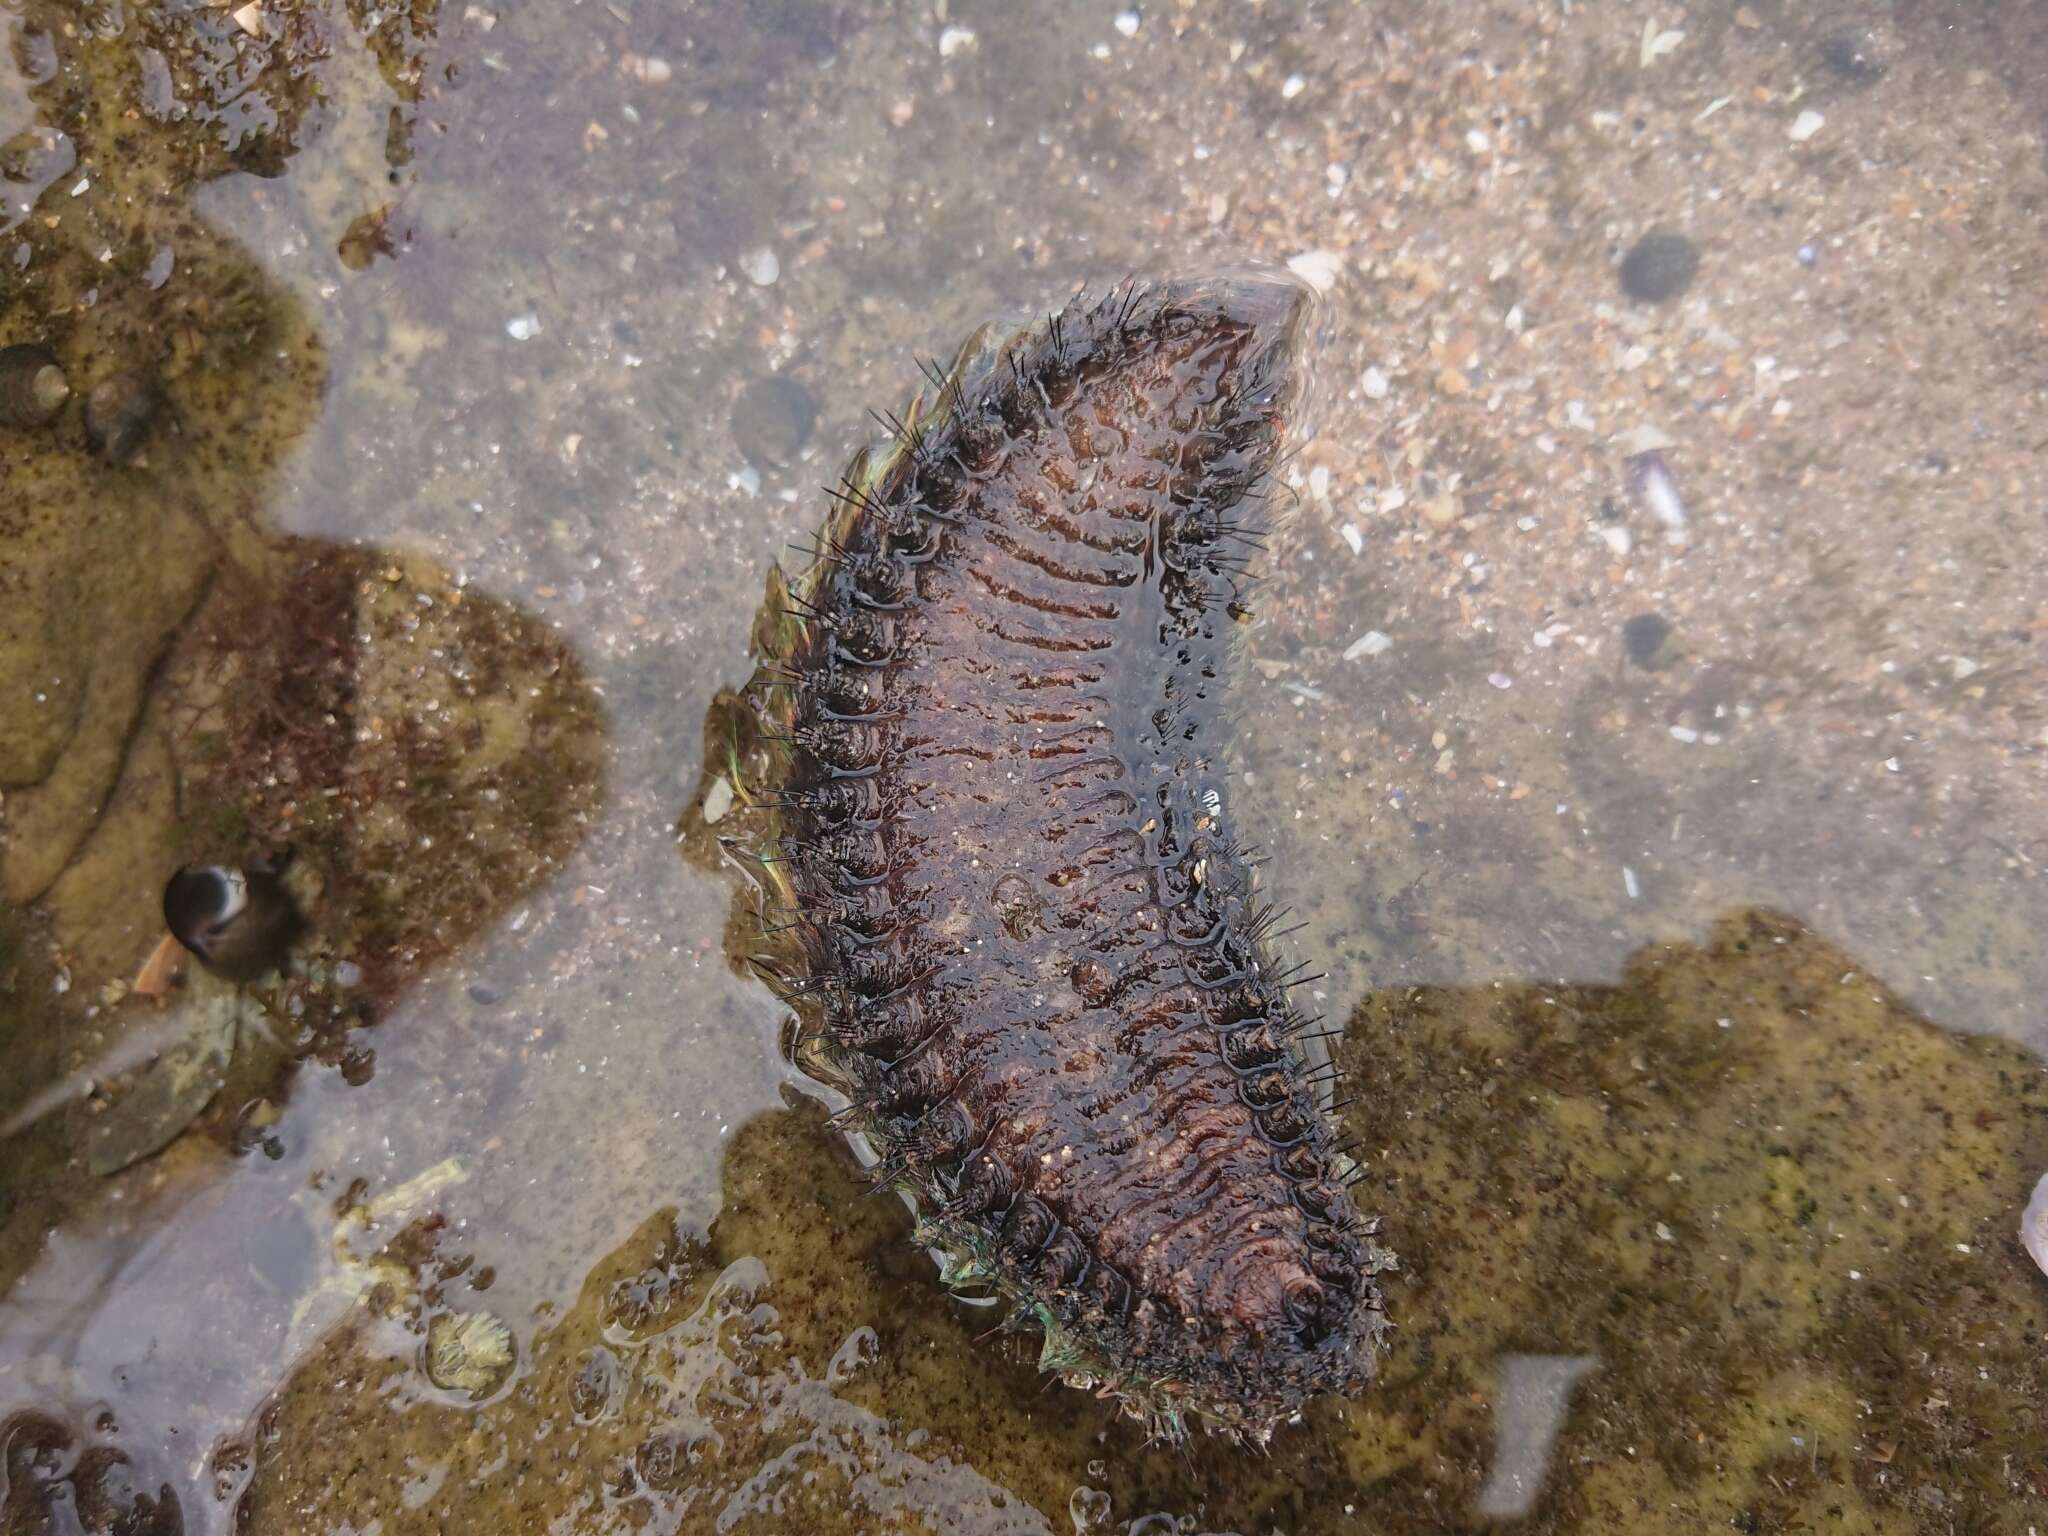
left=0, top=343, right=71, bottom=427
left=1628, top=449, right=1687, bottom=531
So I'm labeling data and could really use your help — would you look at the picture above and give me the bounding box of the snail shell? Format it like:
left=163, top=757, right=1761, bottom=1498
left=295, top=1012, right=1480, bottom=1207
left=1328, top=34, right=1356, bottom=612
left=0, top=343, right=70, bottom=427
left=83, top=371, right=162, bottom=465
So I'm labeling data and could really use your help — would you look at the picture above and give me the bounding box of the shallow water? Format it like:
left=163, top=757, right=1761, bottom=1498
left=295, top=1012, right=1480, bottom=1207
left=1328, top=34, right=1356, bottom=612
left=2, top=2, right=2046, bottom=1532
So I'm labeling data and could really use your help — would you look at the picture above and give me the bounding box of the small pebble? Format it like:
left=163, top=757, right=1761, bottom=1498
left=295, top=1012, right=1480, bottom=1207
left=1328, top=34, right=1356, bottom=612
left=332, top=960, right=363, bottom=988
left=1280, top=73, right=1306, bottom=100
left=1796, top=242, right=1819, bottom=268
left=467, top=981, right=501, bottom=1006
left=729, top=375, right=817, bottom=467
left=1618, top=231, right=1699, bottom=304
left=1622, top=612, right=1674, bottom=669
left=1487, top=672, right=1513, bottom=690
left=1820, top=27, right=1889, bottom=85
left=504, top=314, right=541, bottom=340
left=702, top=775, right=735, bottom=826
left=739, top=246, right=779, bottom=287
left=1789, top=110, right=1825, bottom=143
left=1361, top=366, right=1389, bottom=400
left=1114, top=9, right=1140, bottom=37
left=938, top=25, right=976, bottom=57
left=620, top=53, right=672, bottom=84
left=1285, top=249, right=1344, bottom=294
left=1640, top=23, right=1685, bottom=67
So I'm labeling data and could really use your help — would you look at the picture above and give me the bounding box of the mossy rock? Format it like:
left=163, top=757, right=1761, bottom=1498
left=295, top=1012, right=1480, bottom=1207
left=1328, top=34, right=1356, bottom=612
left=229, top=911, right=2048, bottom=1533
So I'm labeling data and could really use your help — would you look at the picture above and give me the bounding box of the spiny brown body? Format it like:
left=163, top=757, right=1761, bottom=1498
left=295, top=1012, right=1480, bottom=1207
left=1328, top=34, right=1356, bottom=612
left=764, top=274, right=1391, bottom=1438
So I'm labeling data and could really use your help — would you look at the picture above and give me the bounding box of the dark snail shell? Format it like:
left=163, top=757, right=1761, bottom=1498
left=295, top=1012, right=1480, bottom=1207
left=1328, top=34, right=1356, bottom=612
left=83, top=371, right=162, bottom=465
left=163, top=857, right=303, bottom=983
left=0, top=343, right=70, bottom=427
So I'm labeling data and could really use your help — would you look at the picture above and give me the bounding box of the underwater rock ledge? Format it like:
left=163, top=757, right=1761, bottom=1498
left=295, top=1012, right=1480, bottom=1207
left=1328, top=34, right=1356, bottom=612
left=720, top=273, right=1392, bottom=1442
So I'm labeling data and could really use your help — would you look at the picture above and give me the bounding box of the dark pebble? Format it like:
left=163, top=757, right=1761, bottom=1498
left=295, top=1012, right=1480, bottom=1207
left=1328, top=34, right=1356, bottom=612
left=1820, top=28, right=1887, bottom=86
left=467, top=980, right=501, bottom=1005
left=1623, top=612, right=1675, bottom=669
left=1618, top=232, right=1700, bottom=305
left=729, top=374, right=817, bottom=468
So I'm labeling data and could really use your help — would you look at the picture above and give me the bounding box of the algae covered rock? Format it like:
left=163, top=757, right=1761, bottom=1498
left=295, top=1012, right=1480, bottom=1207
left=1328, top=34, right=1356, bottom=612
left=0, top=0, right=440, bottom=832
left=1340, top=908, right=2048, bottom=1532
left=226, top=911, right=2048, bottom=1533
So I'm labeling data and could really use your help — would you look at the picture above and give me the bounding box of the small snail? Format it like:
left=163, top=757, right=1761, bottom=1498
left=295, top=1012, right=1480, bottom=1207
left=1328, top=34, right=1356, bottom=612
left=0, top=343, right=70, bottom=428
left=162, top=853, right=303, bottom=983
left=83, top=371, right=162, bottom=465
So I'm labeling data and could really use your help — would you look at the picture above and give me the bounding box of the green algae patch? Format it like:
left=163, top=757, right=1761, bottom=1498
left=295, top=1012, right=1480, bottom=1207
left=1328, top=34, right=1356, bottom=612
left=225, top=910, right=2048, bottom=1533
left=1341, top=907, right=2048, bottom=1533
left=234, top=1113, right=1049, bottom=1536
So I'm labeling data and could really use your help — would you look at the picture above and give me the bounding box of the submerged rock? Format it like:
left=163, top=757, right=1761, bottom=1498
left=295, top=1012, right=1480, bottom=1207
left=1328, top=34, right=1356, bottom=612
left=1622, top=611, right=1676, bottom=670
left=233, top=911, right=2048, bottom=1533
left=1618, top=231, right=1700, bottom=304
left=729, top=373, right=817, bottom=467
